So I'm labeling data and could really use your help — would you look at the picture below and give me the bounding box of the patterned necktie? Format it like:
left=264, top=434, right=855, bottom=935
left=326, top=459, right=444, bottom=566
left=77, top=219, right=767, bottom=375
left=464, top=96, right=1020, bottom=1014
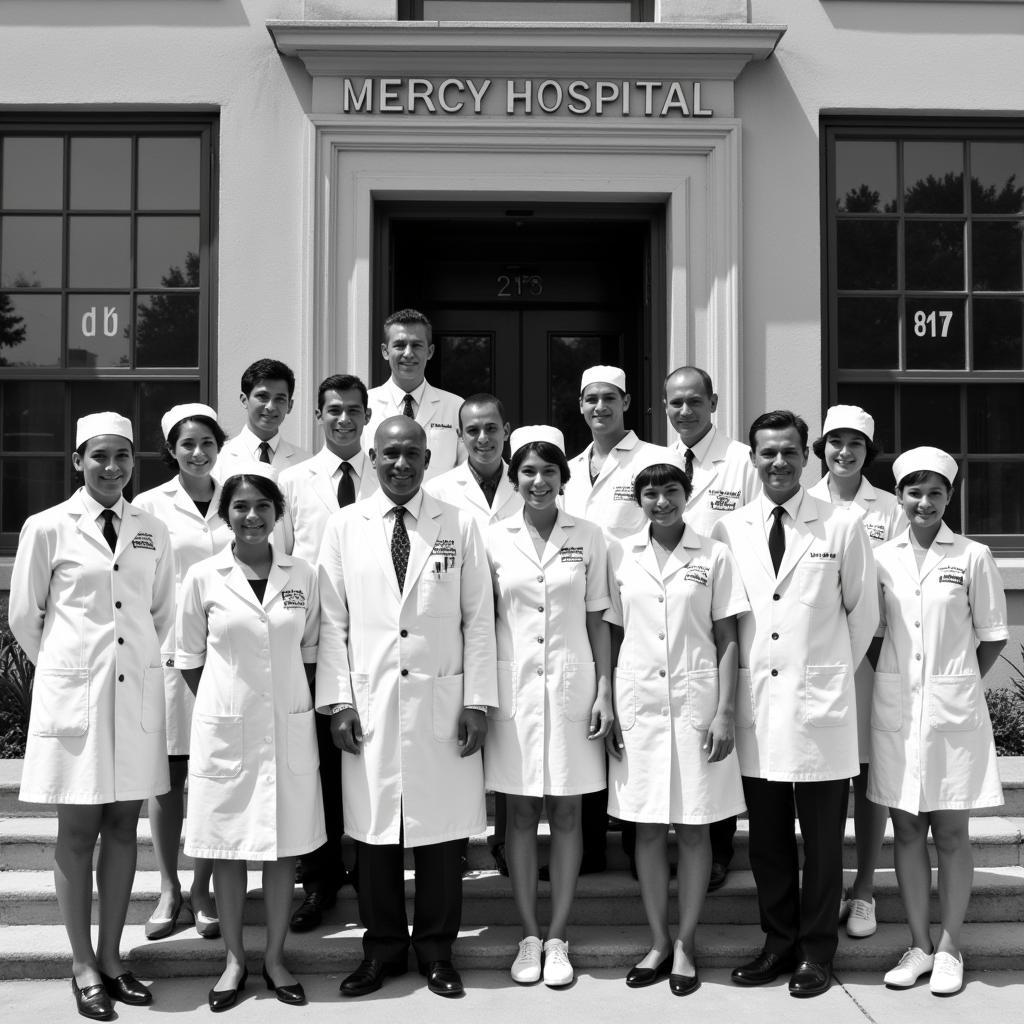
left=391, top=506, right=410, bottom=592
left=100, top=508, right=118, bottom=552
left=683, top=448, right=694, bottom=482
left=769, top=505, right=786, bottom=576
left=258, top=441, right=272, bottom=464
left=402, top=393, right=415, bottom=419
left=337, top=462, right=355, bottom=508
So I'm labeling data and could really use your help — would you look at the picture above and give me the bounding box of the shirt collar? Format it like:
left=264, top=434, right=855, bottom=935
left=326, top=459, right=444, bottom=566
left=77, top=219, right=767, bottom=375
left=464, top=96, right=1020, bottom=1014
left=760, top=487, right=804, bottom=523
left=468, top=459, right=504, bottom=488
left=385, top=378, right=427, bottom=410
left=330, top=447, right=366, bottom=478
left=684, top=424, right=717, bottom=463
left=374, top=486, right=424, bottom=521
left=79, top=489, right=126, bottom=522
left=238, top=423, right=278, bottom=457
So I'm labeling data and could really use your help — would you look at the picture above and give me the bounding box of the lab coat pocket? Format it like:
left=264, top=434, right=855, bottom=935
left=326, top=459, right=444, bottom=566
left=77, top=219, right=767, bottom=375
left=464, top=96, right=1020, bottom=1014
left=417, top=576, right=459, bottom=618
left=433, top=673, right=464, bottom=742
left=871, top=672, right=903, bottom=732
left=140, top=664, right=165, bottom=734
left=735, top=669, right=754, bottom=729
left=191, top=714, right=243, bottom=778
left=286, top=709, right=319, bottom=775
left=686, top=668, right=720, bottom=731
left=797, top=563, right=839, bottom=608
left=613, top=669, right=637, bottom=732
left=489, top=661, right=517, bottom=721
left=31, top=668, right=89, bottom=737
left=928, top=674, right=981, bottom=732
left=803, top=665, right=851, bottom=728
left=350, top=672, right=372, bottom=736
left=563, top=661, right=597, bottom=722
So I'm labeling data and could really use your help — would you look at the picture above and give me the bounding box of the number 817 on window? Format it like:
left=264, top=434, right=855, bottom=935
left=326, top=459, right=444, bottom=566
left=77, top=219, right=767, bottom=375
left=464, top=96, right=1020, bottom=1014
left=912, top=309, right=953, bottom=338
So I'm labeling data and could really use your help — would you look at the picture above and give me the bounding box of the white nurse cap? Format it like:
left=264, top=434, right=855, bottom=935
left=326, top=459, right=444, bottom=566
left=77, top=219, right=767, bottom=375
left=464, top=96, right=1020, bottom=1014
left=822, top=404, right=875, bottom=441
left=510, top=425, right=565, bottom=456
left=76, top=412, right=133, bottom=447
left=160, top=403, right=218, bottom=440
left=892, top=446, right=958, bottom=486
left=221, top=462, right=280, bottom=485
left=580, top=365, right=627, bottom=394
left=633, top=447, right=687, bottom=476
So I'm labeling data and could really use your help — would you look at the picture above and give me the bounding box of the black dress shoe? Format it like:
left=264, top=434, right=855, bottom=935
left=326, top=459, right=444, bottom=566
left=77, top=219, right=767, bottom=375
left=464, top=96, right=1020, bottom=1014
left=262, top=965, right=307, bottom=1006
left=208, top=968, right=247, bottom=1012
left=340, top=959, right=406, bottom=997
left=707, top=861, right=729, bottom=892
left=290, top=886, right=337, bottom=932
left=731, top=950, right=796, bottom=986
left=71, top=979, right=114, bottom=1021
left=670, top=970, right=701, bottom=996
left=420, top=960, right=464, bottom=997
left=100, top=970, right=153, bottom=1005
left=625, top=954, right=671, bottom=988
left=789, top=960, right=832, bottom=998
left=492, top=842, right=509, bottom=877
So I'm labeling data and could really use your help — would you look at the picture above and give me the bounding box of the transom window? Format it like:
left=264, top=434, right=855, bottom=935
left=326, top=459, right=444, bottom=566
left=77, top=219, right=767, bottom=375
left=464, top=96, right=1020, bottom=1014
left=823, top=118, right=1024, bottom=551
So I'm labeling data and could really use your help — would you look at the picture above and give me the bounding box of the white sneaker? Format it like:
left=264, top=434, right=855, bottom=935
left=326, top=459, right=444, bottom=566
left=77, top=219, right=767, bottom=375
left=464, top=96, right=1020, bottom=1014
left=543, top=938, right=573, bottom=987
left=846, top=897, right=877, bottom=938
left=884, top=947, right=935, bottom=988
left=929, top=951, right=964, bottom=996
left=511, top=936, right=543, bottom=983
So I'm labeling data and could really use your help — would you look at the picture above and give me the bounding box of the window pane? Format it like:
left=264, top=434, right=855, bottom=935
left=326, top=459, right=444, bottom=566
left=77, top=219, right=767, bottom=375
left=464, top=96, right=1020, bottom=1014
left=138, top=137, right=201, bottom=211
left=900, top=384, right=959, bottom=452
left=905, top=220, right=964, bottom=290
left=2, top=382, right=64, bottom=452
left=431, top=333, right=493, bottom=406
left=906, top=298, right=965, bottom=369
left=903, top=141, right=964, bottom=213
left=69, top=381, right=135, bottom=432
left=0, top=292, right=60, bottom=366
left=1, top=458, right=64, bottom=533
left=421, top=1, right=634, bottom=21
left=68, top=216, right=131, bottom=288
left=139, top=380, right=200, bottom=451
left=968, top=462, right=1024, bottom=534
left=2, top=137, right=63, bottom=210
left=136, top=456, right=174, bottom=493
left=136, top=217, right=199, bottom=288
left=835, top=140, right=897, bottom=213
left=972, top=221, right=1024, bottom=291
left=69, top=137, right=131, bottom=211
left=837, top=220, right=897, bottom=289
left=967, top=384, right=1024, bottom=454
left=836, top=297, right=898, bottom=369
left=550, top=333, right=622, bottom=456
left=974, top=297, right=1024, bottom=370
left=837, top=381, right=896, bottom=453
left=67, top=294, right=131, bottom=368
left=135, top=293, right=199, bottom=367
left=1, top=215, right=62, bottom=288
left=970, top=142, right=1024, bottom=214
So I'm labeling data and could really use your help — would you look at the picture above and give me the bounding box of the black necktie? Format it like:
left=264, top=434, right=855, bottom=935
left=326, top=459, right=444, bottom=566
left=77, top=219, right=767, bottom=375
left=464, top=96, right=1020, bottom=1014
left=391, top=507, right=410, bottom=593
left=683, top=448, right=694, bottom=482
left=769, top=505, right=786, bottom=576
left=337, top=462, right=355, bottom=507
left=100, top=509, right=118, bottom=552
left=402, top=393, right=415, bottom=419
left=258, top=441, right=272, bottom=464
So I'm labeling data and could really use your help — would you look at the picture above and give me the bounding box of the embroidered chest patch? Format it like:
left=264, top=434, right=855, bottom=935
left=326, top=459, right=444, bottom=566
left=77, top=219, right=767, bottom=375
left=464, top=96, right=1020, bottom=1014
left=866, top=522, right=886, bottom=542
left=561, top=545, right=584, bottom=564
left=612, top=484, right=634, bottom=502
left=708, top=489, right=740, bottom=512
left=938, top=565, right=966, bottom=587
left=683, top=563, right=710, bottom=586
left=282, top=589, right=306, bottom=609
left=131, top=532, right=156, bottom=551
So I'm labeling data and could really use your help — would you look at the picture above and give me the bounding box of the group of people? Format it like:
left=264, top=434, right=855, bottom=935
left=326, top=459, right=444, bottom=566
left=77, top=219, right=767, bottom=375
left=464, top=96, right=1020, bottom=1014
left=8, top=307, right=1008, bottom=1019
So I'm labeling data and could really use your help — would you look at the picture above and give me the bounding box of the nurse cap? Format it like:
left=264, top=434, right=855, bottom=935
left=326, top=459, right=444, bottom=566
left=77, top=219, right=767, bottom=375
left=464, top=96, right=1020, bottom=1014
left=510, top=425, right=565, bottom=456
left=221, top=461, right=280, bottom=485
left=76, top=412, right=133, bottom=447
left=160, top=403, right=219, bottom=441
left=633, top=446, right=687, bottom=477
left=892, top=446, right=958, bottom=486
left=580, top=365, right=627, bottom=394
left=822, top=404, right=874, bottom=441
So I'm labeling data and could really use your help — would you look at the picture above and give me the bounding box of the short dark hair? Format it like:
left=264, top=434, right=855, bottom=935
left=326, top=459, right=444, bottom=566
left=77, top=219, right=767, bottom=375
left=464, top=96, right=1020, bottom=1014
left=508, top=441, right=571, bottom=486
left=896, top=468, right=954, bottom=494
left=161, top=414, right=227, bottom=469
left=217, top=473, right=286, bottom=523
left=664, top=365, right=714, bottom=399
left=383, top=308, right=432, bottom=343
left=633, top=462, right=694, bottom=505
left=458, top=393, right=507, bottom=429
left=811, top=429, right=881, bottom=469
left=749, top=409, right=809, bottom=452
left=240, top=359, right=296, bottom=398
left=317, top=374, right=368, bottom=412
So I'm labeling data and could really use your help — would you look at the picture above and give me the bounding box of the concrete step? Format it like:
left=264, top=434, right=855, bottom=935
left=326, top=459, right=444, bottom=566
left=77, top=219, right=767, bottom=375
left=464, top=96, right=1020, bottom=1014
left=3, top=865, right=1023, bottom=928
left=2, top=921, right=1022, bottom=980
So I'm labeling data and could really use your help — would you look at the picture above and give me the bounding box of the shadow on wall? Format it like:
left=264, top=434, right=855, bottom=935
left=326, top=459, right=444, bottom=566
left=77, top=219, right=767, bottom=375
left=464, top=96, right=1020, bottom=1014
left=821, top=0, right=1024, bottom=36
left=0, top=0, right=250, bottom=29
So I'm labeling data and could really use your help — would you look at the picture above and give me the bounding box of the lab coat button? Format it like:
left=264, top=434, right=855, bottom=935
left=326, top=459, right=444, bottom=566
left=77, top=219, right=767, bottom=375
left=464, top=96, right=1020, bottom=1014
left=914, top=621, right=920, bottom=628
left=401, top=669, right=409, bottom=676
left=118, top=674, right=124, bottom=682
left=773, top=593, right=780, bottom=601
left=915, top=653, right=922, bottom=661
left=537, top=575, right=544, bottom=583
left=115, top=601, right=122, bottom=609
left=771, top=632, right=779, bottom=640
left=113, top=564, right=119, bottom=571
left=536, top=667, right=543, bottom=676
left=659, top=669, right=666, bottom=677
left=400, top=629, right=408, bottom=638
left=771, top=669, right=779, bottom=677
left=537, top=637, right=544, bottom=644
left=658, top=596, right=664, bottom=603
left=538, top=605, right=544, bottom=612
left=915, top=590, right=921, bottom=596
left=264, top=736, right=272, bottom=743
left=658, top=632, right=665, bottom=640
left=117, top=637, right=124, bottom=645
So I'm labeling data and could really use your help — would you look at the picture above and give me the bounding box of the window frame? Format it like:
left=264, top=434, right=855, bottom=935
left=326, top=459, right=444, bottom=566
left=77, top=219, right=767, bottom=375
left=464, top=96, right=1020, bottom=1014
left=398, top=0, right=654, bottom=20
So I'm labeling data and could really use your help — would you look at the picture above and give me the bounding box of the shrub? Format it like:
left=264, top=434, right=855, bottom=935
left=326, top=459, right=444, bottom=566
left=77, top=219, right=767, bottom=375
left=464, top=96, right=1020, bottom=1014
left=987, top=645, right=1024, bottom=756
left=0, top=628, right=33, bottom=759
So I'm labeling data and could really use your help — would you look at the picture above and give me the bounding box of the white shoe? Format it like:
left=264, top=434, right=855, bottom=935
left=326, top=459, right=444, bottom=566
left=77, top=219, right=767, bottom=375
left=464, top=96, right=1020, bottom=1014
left=511, top=936, right=543, bottom=984
left=543, top=938, right=573, bottom=987
left=929, top=952, right=964, bottom=995
left=846, top=897, right=877, bottom=938
left=884, top=947, right=935, bottom=988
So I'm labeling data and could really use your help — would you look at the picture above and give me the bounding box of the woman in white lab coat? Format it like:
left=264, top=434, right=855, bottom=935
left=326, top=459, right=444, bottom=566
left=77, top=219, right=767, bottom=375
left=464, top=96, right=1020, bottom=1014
left=808, top=405, right=902, bottom=939
left=868, top=447, right=1007, bottom=996
left=484, top=426, right=613, bottom=988
left=177, top=466, right=324, bottom=1010
left=134, top=403, right=230, bottom=941
left=606, top=453, right=747, bottom=996
left=9, top=412, right=175, bottom=1020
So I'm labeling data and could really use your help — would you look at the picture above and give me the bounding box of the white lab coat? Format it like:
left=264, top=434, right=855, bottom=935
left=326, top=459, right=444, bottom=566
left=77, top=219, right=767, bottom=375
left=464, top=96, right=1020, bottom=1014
left=671, top=428, right=760, bottom=535
left=712, top=490, right=878, bottom=782
left=177, top=546, right=325, bottom=860
left=868, top=525, right=1007, bottom=814
left=364, top=380, right=465, bottom=482
left=483, top=509, right=609, bottom=797
left=808, top=474, right=903, bottom=762
left=10, top=490, right=174, bottom=804
left=278, top=446, right=378, bottom=564
left=605, top=526, right=748, bottom=824
left=133, top=475, right=232, bottom=755
left=316, top=489, right=498, bottom=847
left=214, top=425, right=310, bottom=481
left=425, top=460, right=522, bottom=530
left=563, top=432, right=673, bottom=541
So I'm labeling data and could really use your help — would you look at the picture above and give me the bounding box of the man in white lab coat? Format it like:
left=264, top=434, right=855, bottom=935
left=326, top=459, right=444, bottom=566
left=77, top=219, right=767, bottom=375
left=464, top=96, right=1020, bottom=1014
left=713, top=410, right=877, bottom=998
left=317, top=416, right=497, bottom=999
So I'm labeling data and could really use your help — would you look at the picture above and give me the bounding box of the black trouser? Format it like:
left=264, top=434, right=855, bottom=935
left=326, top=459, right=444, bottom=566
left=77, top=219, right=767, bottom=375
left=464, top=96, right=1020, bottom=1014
left=488, top=793, right=507, bottom=851
left=297, top=709, right=346, bottom=891
left=581, top=788, right=609, bottom=861
left=710, top=815, right=737, bottom=866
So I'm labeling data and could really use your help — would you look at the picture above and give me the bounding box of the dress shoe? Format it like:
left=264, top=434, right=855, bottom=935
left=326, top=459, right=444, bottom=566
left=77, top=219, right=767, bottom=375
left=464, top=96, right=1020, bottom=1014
left=208, top=968, right=247, bottom=1012
left=100, top=970, right=153, bottom=1005
left=290, top=886, right=337, bottom=932
left=339, top=959, right=406, bottom=997
left=707, top=861, right=729, bottom=892
left=194, top=897, right=221, bottom=939
left=731, top=950, right=796, bottom=986
left=71, top=979, right=114, bottom=1021
left=625, top=953, right=671, bottom=988
left=670, top=970, right=700, bottom=996
left=145, top=890, right=192, bottom=940
left=420, top=960, right=464, bottom=997
left=262, top=965, right=306, bottom=1006
left=789, top=960, right=832, bottom=998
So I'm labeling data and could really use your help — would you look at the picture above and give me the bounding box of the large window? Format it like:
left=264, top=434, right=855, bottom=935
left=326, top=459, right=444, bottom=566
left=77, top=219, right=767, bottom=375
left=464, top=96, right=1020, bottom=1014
left=0, top=116, right=216, bottom=554
left=823, top=118, right=1024, bottom=551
